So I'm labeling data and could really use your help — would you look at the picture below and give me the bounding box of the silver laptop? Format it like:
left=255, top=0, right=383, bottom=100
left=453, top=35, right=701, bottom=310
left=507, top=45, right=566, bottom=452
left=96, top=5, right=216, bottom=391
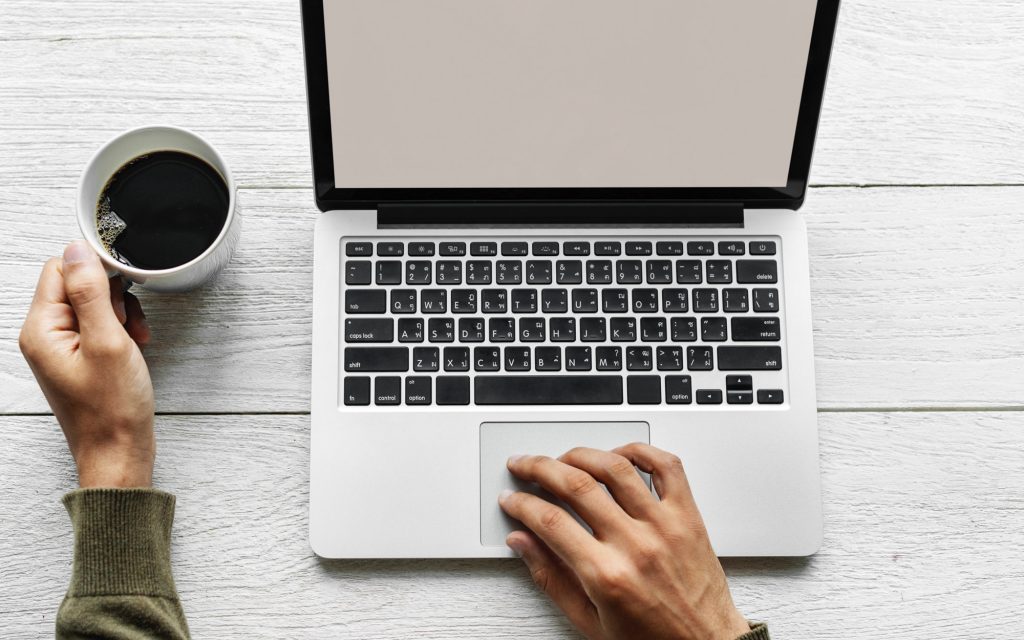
left=304, top=0, right=840, bottom=558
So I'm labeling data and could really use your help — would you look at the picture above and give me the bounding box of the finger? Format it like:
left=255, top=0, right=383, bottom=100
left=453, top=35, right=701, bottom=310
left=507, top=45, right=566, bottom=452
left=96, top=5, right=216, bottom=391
left=61, top=241, right=125, bottom=341
left=499, top=489, right=600, bottom=571
left=508, top=454, right=629, bottom=536
left=29, top=257, right=68, bottom=310
left=123, top=292, right=151, bottom=350
left=109, top=277, right=127, bottom=325
left=558, top=447, right=658, bottom=520
left=506, top=530, right=600, bottom=638
left=613, top=443, right=697, bottom=510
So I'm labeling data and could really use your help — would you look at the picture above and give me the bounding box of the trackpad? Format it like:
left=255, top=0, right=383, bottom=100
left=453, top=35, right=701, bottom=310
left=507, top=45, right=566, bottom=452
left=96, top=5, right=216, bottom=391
left=480, top=421, right=650, bottom=546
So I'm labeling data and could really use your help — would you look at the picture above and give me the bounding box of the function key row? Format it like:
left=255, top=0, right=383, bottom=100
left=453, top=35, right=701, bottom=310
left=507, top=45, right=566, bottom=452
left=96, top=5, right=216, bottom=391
left=345, top=240, right=777, bottom=258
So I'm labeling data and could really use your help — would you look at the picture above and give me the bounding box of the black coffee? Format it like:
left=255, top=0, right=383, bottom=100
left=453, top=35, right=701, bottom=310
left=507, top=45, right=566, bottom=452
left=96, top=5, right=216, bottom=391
left=96, top=151, right=229, bottom=271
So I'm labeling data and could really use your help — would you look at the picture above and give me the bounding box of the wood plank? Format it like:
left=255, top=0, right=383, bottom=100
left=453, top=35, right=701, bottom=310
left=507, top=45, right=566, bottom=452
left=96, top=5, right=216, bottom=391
left=1, top=0, right=1022, bottom=188
left=1, top=411, right=1022, bottom=638
left=2, top=186, right=1022, bottom=413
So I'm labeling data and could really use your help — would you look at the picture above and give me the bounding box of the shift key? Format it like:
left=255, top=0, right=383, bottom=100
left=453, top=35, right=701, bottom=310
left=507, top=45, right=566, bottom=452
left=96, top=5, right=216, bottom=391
left=344, top=347, right=409, bottom=372
left=345, top=290, right=386, bottom=314
left=717, top=346, right=782, bottom=370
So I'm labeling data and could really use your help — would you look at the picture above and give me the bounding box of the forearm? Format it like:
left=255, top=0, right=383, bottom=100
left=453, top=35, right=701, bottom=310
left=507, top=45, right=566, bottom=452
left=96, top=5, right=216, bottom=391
left=57, top=488, right=190, bottom=639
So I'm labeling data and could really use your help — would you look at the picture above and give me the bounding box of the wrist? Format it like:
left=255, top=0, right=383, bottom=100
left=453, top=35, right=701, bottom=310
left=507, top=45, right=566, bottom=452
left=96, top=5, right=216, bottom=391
left=75, top=448, right=154, bottom=488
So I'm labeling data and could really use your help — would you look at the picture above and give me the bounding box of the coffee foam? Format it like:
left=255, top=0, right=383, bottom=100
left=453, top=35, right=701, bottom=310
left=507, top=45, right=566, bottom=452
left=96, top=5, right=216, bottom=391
left=95, top=196, right=130, bottom=265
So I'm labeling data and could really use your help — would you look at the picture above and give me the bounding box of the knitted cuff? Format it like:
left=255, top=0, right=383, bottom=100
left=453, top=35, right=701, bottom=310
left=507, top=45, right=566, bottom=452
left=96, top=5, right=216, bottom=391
left=736, top=622, right=771, bottom=640
left=62, top=488, right=178, bottom=599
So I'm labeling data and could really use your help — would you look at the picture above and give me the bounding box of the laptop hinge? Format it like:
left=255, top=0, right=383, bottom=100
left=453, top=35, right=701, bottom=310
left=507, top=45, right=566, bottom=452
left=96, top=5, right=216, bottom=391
left=377, top=202, right=744, bottom=228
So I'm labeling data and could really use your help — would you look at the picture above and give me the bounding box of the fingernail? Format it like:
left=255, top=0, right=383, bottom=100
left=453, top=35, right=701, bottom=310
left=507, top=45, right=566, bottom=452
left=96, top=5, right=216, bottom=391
left=115, top=295, right=126, bottom=319
left=506, top=536, right=524, bottom=557
left=498, top=489, right=514, bottom=504
left=63, top=240, right=94, bottom=265
left=507, top=454, right=526, bottom=466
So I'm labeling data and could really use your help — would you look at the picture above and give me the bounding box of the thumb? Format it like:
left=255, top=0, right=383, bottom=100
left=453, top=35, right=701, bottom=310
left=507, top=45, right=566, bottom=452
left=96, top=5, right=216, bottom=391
left=62, top=241, right=123, bottom=339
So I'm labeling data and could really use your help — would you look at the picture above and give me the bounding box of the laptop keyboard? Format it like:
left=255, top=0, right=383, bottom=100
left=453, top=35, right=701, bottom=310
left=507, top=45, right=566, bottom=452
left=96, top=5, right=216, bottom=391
left=340, top=238, right=786, bottom=407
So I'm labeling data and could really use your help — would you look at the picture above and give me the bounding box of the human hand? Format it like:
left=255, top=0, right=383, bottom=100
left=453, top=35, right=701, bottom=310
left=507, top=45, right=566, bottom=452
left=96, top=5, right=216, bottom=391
left=19, top=240, right=154, bottom=488
left=499, top=443, right=752, bottom=640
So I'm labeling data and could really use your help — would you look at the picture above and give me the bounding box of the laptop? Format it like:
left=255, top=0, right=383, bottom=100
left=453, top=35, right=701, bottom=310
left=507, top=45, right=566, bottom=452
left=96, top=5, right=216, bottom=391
left=303, top=0, right=840, bottom=558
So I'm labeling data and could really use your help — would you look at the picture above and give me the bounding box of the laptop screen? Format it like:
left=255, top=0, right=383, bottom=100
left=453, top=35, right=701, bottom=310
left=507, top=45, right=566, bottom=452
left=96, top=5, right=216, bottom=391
left=322, top=0, right=818, bottom=191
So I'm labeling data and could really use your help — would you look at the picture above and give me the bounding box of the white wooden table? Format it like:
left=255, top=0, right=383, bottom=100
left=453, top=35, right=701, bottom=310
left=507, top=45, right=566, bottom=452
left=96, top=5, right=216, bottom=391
left=2, top=2, right=1023, bottom=637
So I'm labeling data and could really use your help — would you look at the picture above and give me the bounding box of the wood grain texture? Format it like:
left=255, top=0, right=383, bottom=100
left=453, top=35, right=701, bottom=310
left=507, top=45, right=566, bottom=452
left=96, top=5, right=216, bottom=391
left=2, top=411, right=1023, bottom=639
left=1, top=0, right=1023, bottom=189
left=3, top=186, right=1022, bottom=413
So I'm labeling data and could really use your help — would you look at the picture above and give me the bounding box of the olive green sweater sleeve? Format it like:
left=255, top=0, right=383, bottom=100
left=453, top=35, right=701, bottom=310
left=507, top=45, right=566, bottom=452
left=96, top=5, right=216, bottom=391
left=738, top=623, right=771, bottom=639
left=57, top=488, right=190, bottom=640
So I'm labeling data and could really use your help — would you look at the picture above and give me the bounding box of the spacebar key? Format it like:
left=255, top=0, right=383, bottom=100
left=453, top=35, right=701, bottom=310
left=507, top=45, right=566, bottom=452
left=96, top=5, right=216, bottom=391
left=475, top=376, right=623, bottom=405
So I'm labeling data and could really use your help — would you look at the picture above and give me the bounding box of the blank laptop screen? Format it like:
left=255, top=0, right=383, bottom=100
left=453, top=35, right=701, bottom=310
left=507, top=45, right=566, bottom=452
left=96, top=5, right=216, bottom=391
left=322, top=0, right=818, bottom=189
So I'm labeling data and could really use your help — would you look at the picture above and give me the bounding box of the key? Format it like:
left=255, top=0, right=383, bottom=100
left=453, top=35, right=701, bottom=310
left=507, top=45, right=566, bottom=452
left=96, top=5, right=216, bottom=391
left=482, top=289, right=508, bottom=313
left=398, top=318, right=424, bottom=343
left=378, top=242, right=404, bottom=257
left=587, top=260, right=613, bottom=284
left=580, top=317, right=607, bottom=342
left=563, top=241, right=591, bottom=256
left=626, top=347, right=653, bottom=371
left=610, top=317, right=637, bottom=342
left=405, top=376, right=432, bottom=405
left=676, top=260, right=703, bottom=284
left=451, top=289, right=478, bottom=314
left=489, top=318, right=516, bottom=342
left=737, top=260, right=778, bottom=284
left=671, top=317, right=698, bottom=342
left=496, top=260, right=523, bottom=284
left=474, top=347, right=501, bottom=372
left=536, top=346, right=562, bottom=372
left=697, top=389, right=723, bottom=405
left=632, top=289, right=658, bottom=313
left=390, top=289, right=416, bottom=314
left=556, top=260, right=584, bottom=284
left=596, top=346, right=623, bottom=371
left=345, top=242, right=373, bottom=257
left=374, top=377, right=402, bottom=406
left=520, top=318, right=546, bottom=342
left=376, top=261, right=403, bottom=285
left=723, top=288, right=749, bottom=313
left=475, top=376, right=624, bottom=405
left=750, top=241, right=777, bottom=256
left=428, top=318, right=455, bottom=343
left=718, top=241, right=745, bottom=256
left=687, top=241, right=714, bottom=256
left=565, top=347, right=593, bottom=371
left=627, top=376, right=661, bottom=404
left=706, top=260, right=733, bottom=284
left=717, top=346, right=783, bottom=370
left=687, top=346, right=713, bottom=371
left=657, top=346, right=684, bottom=371
left=757, top=389, right=785, bottom=404
left=345, top=318, right=394, bottom=343
left=662, top=288, right=689, bottom=313
left=439, top=242, right=466, bottom=256
left=436, top=261, right=463, bottom=285
left=665, top=376, right=693, bottom=404
left=412, top=347, right=440, bottom=372
left=409, top=242, right=436, bottom=257
left=617, top=261, right=643, bottom=284
left=466, top=261, right=492, bottom=284
left=511, top=288, right=538, bottom=313
left=647, top=260, right=673, bottom=284
left=573, top=289, right=599, bottom=313
left=727, top=391, right=753, bottom=405
left=640, top=317, right=667, bottom=342
left=406, top=261, right=432, bottom=285
left=657, top=241, right=684, bottom=256
left=526, top=260, right=553, bottom=284
left=437, top=376, right=471, bottom=405
left=532, top=242, right=560, bottom=256
left=345, top=261, right=372, bottom=285
left=344, top=377, right=371, bottom=406
left=753, top=288, right=780, bottom=312
left=726, top=375, right=754, bottom=405
left=542, top=289, right=568, bottom=313
left=603, top=289, right=629, bottom=313
left=458, top=318, right=485, bottom=342
left=421, top=290, right=447, bottom=314
left=345, top=290, right=386, bottom=314
left=344, top=347, right=409, bottom=372
left=549, top=317, right=576, bottom=342
left=732, top=317, right=781, bottom=342
left=501, top=242, right=529, bottom=256
left=701, top=317, right=728, bottom=342
left=693, top=289, right=719, bottom=313
left=471, top=241, right=498, bottom=256
left=626, top=241, right=653, bottom=256
left=595, top=241, right=621, bottom=256
left=504, top=347, right=532, bottom=371
left=444, top=347, right=470, bottom=372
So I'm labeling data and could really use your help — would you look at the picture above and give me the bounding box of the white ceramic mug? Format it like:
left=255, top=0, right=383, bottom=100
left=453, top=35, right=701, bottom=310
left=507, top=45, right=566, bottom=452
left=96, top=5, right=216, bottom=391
left=76, top=126, right=240, bottom=292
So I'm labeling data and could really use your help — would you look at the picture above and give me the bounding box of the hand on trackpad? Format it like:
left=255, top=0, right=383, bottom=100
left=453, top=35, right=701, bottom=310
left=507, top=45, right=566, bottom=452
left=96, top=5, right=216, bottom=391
left=479, top=421, right=650, bottom=546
